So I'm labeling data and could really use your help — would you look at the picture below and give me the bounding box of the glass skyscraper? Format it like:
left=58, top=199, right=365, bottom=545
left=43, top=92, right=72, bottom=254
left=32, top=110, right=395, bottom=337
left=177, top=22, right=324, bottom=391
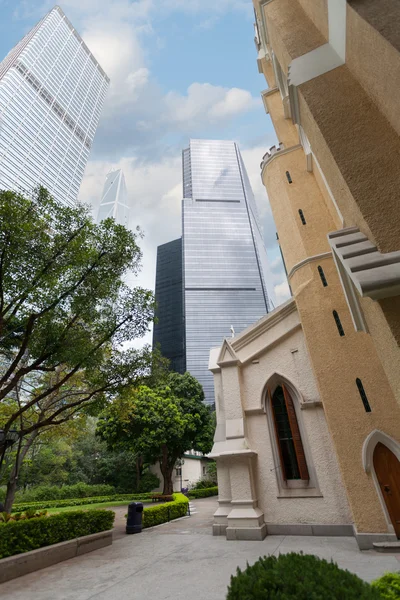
left=183, top=139, right=271, bottom=404
left=0, top=6, right=109, bottom=206
left=97, top=169, right=130, bottom=226
left=153, top=238, right=186, bottom=375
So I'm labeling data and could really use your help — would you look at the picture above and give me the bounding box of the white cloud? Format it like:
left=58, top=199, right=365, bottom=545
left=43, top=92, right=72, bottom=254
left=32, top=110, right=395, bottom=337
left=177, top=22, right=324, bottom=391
left=274, top=281, right=291, bottom=304
left=159, top=83, right=260, bottom=130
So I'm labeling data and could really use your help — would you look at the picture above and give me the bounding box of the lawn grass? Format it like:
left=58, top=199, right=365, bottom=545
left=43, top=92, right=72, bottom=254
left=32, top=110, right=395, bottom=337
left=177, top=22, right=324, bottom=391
left=46, top=500, right=135, bottom=514
left=11, top=499, right=151, bottom=516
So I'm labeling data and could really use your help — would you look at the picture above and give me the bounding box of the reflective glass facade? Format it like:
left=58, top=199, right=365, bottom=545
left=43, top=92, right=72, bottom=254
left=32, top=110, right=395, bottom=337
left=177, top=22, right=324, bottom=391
left=183, top=139, right=271, bottom=404
left=97, top=169, right=129, bottom=226
left=0, top=6, right=109, bottom=206
left=153, top=238, right=186, bottom=374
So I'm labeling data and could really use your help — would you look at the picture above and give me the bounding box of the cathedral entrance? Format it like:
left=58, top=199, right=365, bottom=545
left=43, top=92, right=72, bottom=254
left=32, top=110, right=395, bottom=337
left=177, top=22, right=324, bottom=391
left=373, top=442, right=400, bottom=538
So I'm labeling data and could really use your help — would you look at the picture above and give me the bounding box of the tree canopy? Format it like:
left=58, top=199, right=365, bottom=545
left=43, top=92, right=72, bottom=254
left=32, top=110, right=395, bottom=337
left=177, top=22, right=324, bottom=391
left=97, top=372, right=215, bottom=494
left=0, top=187, right=155, bottom=438
left=0, top=187, right=155, bottom=510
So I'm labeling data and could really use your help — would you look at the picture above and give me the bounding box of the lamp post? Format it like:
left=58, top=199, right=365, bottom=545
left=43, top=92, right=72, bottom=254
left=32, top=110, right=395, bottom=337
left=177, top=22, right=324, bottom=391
left=0, top=429, right=19, bottom=472
left=176, top=458, right=185, bottom=492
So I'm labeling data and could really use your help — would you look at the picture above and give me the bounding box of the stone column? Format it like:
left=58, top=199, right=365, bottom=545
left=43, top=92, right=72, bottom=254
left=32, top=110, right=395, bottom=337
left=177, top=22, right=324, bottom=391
left=213, top=460, right=231, bottom=536
left=226, top=453, right=267, bottom=541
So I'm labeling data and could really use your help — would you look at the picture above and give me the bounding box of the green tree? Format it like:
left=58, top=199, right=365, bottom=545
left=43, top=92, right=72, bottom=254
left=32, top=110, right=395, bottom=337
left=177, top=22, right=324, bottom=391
left=97, top=372, right=215, bottom=494
left=0, top=187, right=155, bottom=510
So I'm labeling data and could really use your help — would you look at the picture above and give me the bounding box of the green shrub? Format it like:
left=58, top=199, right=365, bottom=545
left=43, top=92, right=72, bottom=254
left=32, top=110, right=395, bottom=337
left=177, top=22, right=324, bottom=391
left=142, top=493, right=188, bottom=528
left=136, top=472, right=160, bottom=494
left=192, top=478, right=217, bottom=490
left=372, top=573, right=400, bottom=599
left=12, top=483, right=115, bottom=503
left=0, top=509, right=115, bottom=559
left=226, top=553, right=380, bottom=600
left=12, top=493, right=153, bottom=513
left=187, top=486, right=218, bottom=499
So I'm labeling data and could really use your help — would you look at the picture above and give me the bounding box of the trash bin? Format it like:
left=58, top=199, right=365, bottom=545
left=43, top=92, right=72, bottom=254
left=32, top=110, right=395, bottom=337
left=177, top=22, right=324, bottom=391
left=126, top=502, right=143, bottom=534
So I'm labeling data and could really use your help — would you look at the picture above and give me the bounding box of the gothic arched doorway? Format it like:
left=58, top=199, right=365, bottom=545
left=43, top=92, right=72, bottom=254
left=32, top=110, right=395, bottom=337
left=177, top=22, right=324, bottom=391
left=373, top=442, right=400, bottom=538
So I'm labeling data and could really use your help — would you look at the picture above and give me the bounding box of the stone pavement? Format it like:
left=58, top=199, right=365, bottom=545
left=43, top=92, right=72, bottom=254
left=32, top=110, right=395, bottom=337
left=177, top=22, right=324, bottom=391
left=1, top=497, right=399, bottom=600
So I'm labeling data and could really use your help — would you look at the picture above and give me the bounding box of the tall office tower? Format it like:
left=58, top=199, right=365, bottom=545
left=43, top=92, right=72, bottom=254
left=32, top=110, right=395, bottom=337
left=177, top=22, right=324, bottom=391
left=97, top=169, right=130, bottom=226
left=183, top=139, right=271, bottom=405
left=153, top=238, right=186, bottom=374
left=0, top=6, right=109, bottom=206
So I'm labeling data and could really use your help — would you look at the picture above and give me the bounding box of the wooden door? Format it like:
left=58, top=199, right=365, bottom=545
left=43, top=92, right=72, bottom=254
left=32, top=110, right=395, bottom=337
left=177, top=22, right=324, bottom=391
left=373, top=442, right=400, bottom=538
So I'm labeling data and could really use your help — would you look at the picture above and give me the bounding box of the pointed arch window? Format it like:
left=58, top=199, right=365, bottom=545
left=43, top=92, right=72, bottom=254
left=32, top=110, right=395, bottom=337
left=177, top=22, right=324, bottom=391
left=268, top=385, right=309, bottom=481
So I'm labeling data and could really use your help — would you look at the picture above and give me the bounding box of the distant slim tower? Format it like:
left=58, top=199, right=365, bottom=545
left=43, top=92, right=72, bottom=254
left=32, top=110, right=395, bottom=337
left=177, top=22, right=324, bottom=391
left=0, top=6, right=109, bottom=206
left=183, top=139, right=271, bottom=404
left=97, top=169, right=129, bottom=226
left=153, top=238, right=186, bottom=374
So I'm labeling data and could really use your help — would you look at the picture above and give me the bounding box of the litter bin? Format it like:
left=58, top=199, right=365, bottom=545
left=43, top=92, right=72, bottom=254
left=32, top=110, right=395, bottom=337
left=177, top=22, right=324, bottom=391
left=126, top=502, right=143, bottom=534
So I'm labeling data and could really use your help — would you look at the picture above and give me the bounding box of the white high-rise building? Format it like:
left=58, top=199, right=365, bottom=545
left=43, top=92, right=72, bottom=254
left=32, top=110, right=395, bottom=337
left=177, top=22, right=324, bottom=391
left=97, top=169, right=130, bottom=226
left=182, top=139, right=272, bottom=404
left=0, top=6, right=109, bottom=206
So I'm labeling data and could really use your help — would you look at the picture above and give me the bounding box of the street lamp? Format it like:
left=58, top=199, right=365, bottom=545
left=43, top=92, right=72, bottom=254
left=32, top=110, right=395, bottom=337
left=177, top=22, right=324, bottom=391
left=0, top=429, right=19, bottom=472
left=175, top=458, right=185, bottom=492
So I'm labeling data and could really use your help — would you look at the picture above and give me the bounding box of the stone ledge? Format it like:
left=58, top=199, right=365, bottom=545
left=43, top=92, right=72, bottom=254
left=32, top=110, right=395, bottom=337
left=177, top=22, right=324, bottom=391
left=266, top=523, right=354, bottom=537
left=226, top=523, right=267, bottom=541
left=354, top=532, right=398, bottom=551
left=373, top=541, right=400, bottom=553
left=0, top=529, right=113, bottom=584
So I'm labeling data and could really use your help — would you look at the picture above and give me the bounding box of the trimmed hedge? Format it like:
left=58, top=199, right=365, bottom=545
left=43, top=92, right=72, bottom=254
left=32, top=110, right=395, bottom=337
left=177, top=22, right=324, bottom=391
left=372, top=573, right=400, bottom=599
left=9, top=483, right=116, bottom=503
left=0, top=509, right=115, bottom=559
left=187, top=486, right=218, bottom=499
left=12, top=493, right=153, bottom=513
left=143, top=493, right=188, bottom=528
left=226, top=553, right=380, bottom=599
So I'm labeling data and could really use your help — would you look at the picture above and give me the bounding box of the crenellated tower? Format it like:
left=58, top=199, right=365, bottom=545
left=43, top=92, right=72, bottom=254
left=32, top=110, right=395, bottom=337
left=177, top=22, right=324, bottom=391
left=253, top=0, right=400, bottom=548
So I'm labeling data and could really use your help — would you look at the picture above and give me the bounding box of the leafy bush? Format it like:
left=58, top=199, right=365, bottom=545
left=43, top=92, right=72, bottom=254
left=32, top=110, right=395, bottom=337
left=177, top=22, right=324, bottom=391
left=187, top=486, right=218, bottom=499
left=136, top=471, right=160, bottom=494
left=226, top=553, right=380, bottom=599
left=0, top=509, right=115, bottom=559
left=0, top=510, right=48, bottom=522
left=143, top=493, right=188, bottom=528
left=13, top=493, right=153, bottom=513
left=11, top=483, right=115, bottom=503
left=191, top=478, right=217, bottom=490
left=372, top=573, right=400, bottom=599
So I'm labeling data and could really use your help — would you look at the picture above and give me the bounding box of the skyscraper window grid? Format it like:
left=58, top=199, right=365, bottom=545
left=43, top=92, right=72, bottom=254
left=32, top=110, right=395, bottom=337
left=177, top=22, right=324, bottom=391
left=0, top=6, right=109, bottom=206
left=182, top=139, right=272, bottom=405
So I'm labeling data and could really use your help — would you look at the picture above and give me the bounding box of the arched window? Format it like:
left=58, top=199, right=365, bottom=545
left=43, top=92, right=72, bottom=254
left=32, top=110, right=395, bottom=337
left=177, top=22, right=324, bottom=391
left=269, top=385, right=309, bottom=481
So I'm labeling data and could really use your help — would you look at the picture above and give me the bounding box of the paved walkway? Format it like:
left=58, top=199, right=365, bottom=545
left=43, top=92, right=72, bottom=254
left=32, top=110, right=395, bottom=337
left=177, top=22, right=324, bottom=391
left=1, top=498, right=399, bottom=600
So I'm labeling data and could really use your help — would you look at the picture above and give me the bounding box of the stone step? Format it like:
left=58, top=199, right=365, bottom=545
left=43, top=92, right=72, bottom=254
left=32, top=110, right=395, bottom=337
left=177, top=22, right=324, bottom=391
left=373, top=541, right=400, bottom=552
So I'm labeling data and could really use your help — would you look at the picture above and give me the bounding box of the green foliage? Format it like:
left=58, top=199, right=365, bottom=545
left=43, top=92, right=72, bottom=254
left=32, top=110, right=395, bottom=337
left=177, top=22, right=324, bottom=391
left=0, top=186, right=155, bottom=441
left=226, top=553, right=380, bottom=600
left=0, top=511, right=12, bottom=523
left=0, top=509, right=115, bottom=559
left=192, top=478, right=217, bottom=490
left=1, top=509, right=48, bottom=521
left=11, top=483, right=115, bottom=503
left=205, top=460, right=217, bottom=484
left=97, top=371, right=215, bottom=494
left=142, top=493, right=188, bottom=528
left=136, top=472, right=160, bottom=494
left=372, top=573, right=400, bottom=599
left=12, top=493, right=153, bottom=513
left=187, top=486, right=218, bottom=499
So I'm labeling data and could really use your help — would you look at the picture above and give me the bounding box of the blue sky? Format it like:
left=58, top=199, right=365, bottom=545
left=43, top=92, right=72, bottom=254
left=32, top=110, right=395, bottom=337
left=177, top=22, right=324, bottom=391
left=0, top=0, right=290, bottom=317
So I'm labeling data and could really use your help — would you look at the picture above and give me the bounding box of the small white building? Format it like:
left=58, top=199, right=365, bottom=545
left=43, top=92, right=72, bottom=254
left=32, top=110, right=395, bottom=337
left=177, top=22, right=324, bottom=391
left=209, top=298, right=352, bottom=540
left=150, top=452, right=212, bottom=492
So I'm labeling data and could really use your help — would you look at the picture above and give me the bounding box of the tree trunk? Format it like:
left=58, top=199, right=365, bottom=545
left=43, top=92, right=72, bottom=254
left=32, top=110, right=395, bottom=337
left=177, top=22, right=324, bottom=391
left=135, top=455, right=143, bottom=490
left=4, top=431, right=38, bottom=513
left=160, top=445, right=174, bottom=495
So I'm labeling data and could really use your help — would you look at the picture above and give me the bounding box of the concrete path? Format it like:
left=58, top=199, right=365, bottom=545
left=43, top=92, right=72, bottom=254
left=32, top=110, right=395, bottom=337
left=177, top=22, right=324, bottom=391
left=1, top=497, right=399, bottom=600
